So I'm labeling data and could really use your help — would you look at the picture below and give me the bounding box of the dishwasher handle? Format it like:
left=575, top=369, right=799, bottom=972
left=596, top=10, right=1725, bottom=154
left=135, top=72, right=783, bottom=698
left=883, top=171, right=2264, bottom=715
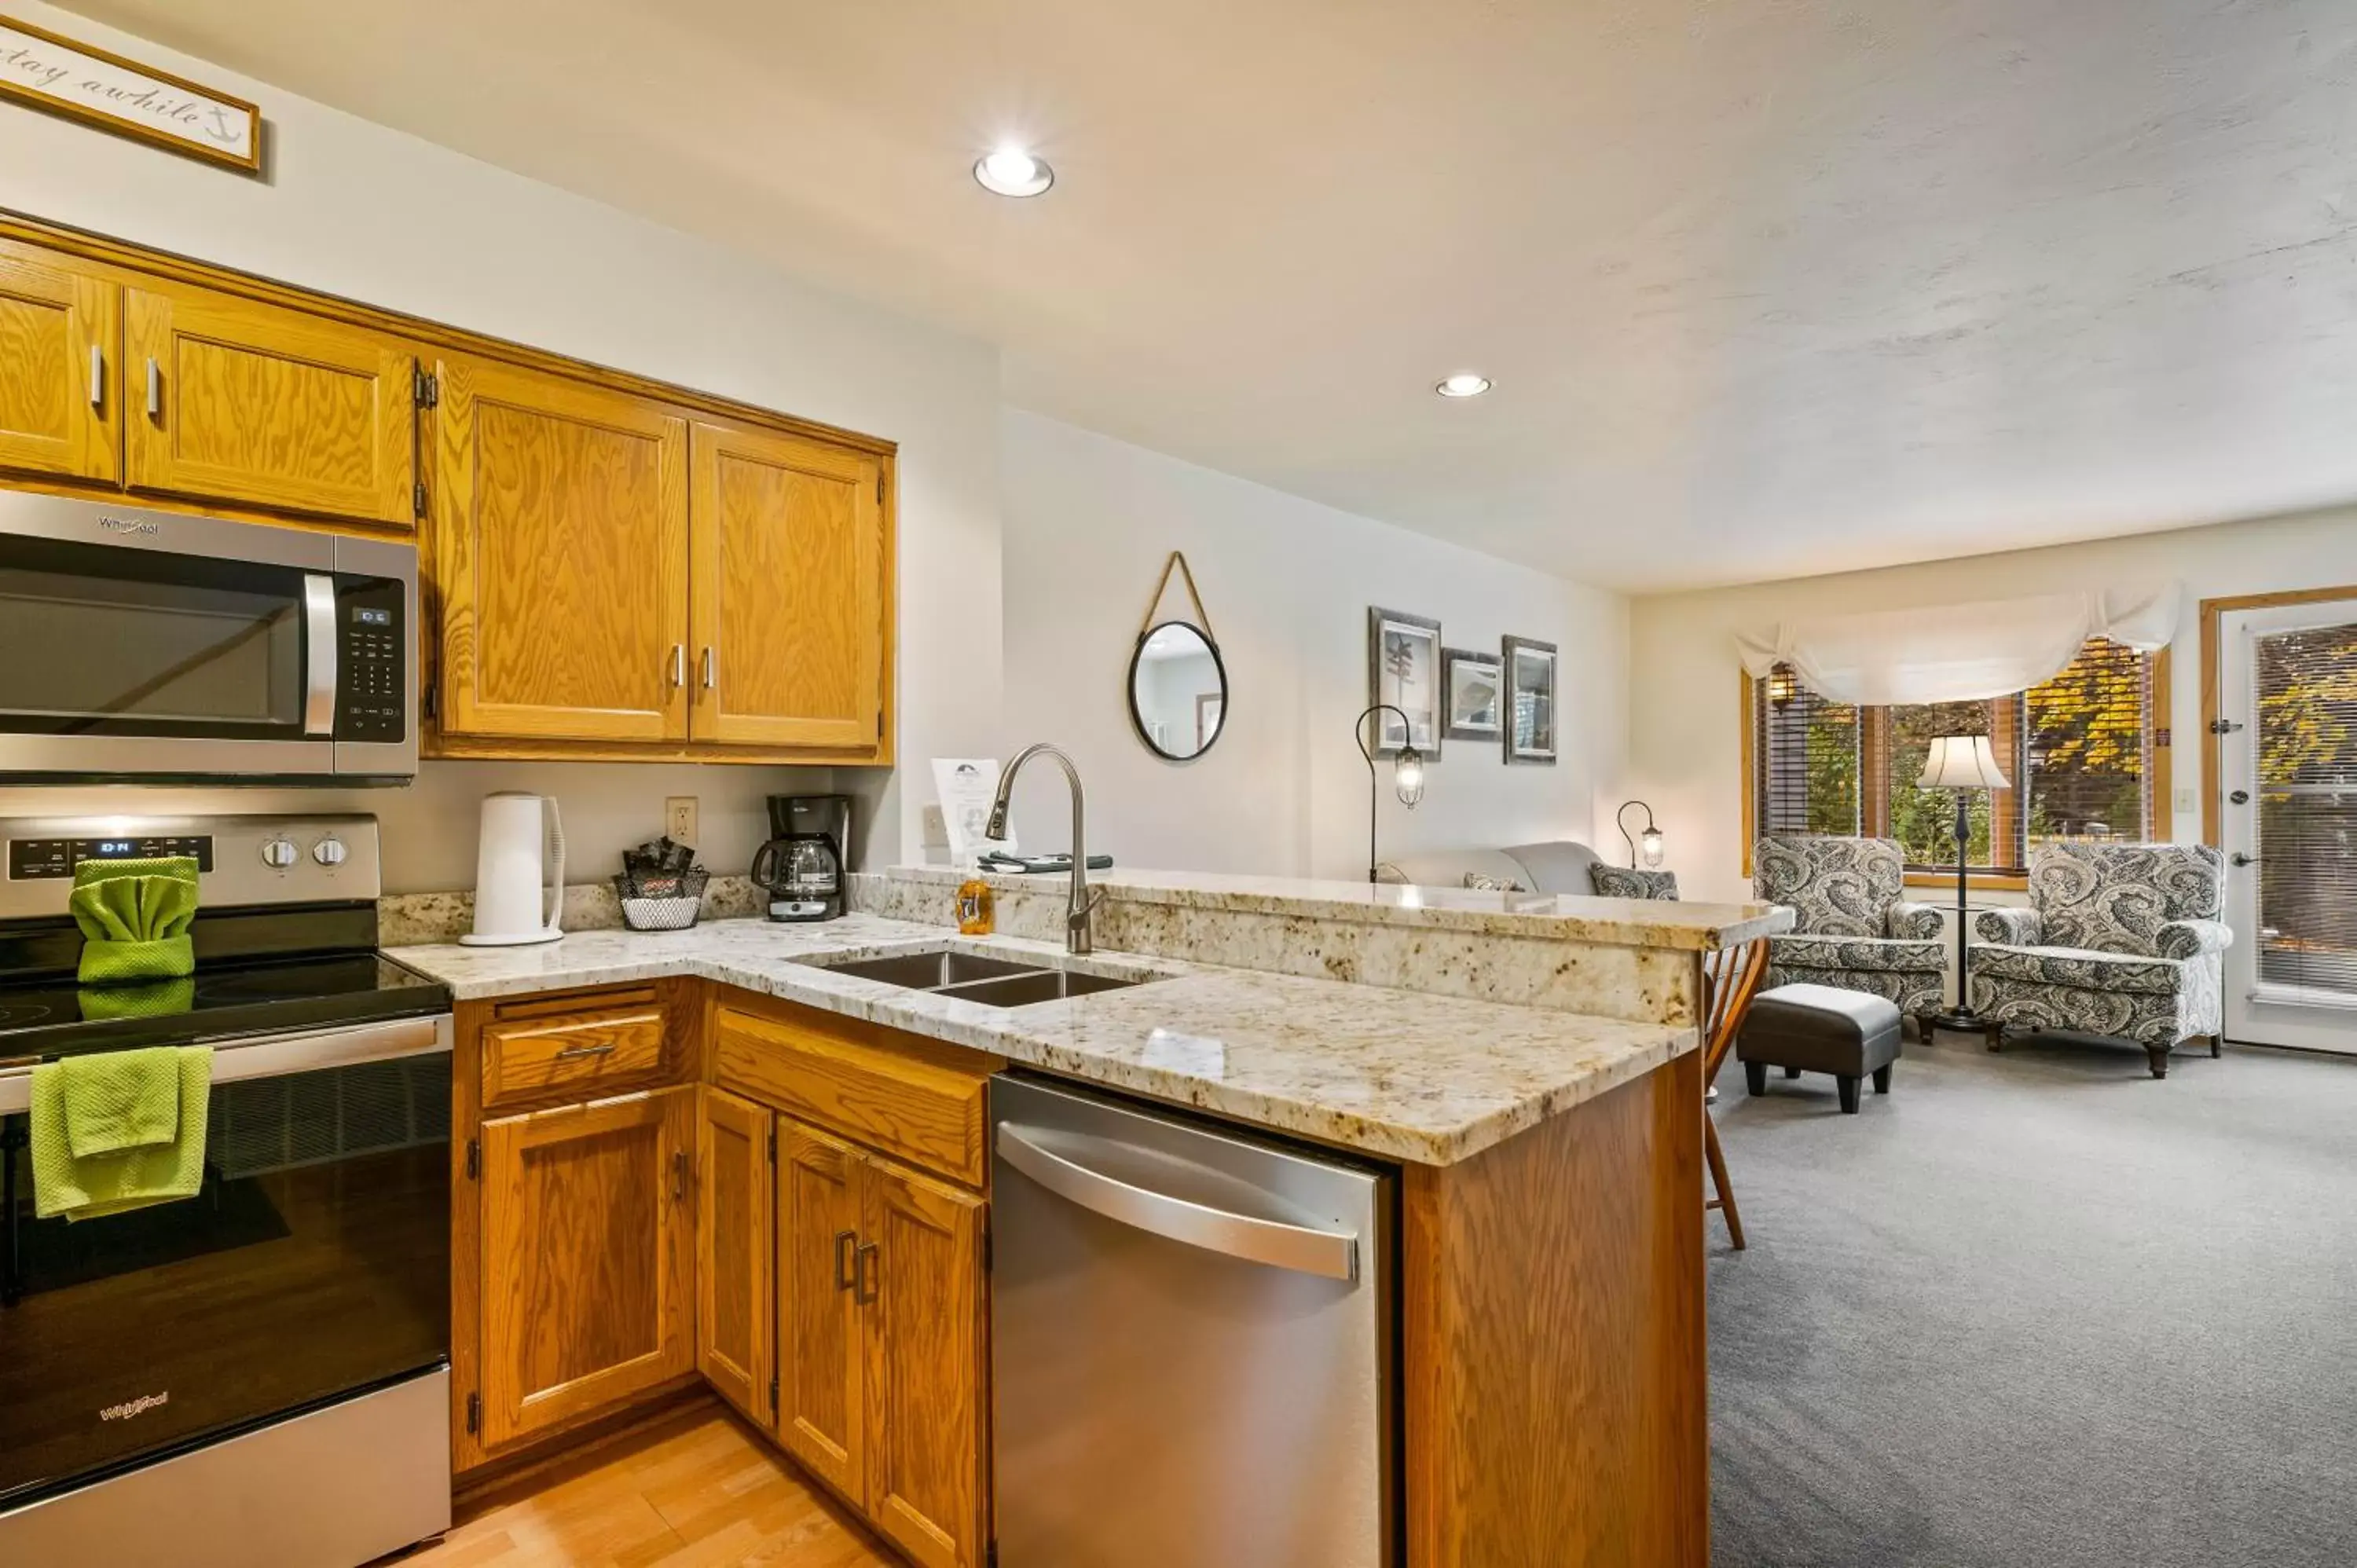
left=996, top=1123, right=1358, bottom=1282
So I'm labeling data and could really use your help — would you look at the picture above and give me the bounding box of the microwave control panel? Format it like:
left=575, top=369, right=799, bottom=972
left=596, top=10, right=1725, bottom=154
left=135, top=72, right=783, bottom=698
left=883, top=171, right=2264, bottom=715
left=335, top=578, right=407, bottom=743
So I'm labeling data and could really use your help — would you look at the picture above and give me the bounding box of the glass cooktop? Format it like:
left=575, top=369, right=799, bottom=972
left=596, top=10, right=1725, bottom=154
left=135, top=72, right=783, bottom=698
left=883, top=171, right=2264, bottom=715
left=0, top=952, right=449, bottom=1059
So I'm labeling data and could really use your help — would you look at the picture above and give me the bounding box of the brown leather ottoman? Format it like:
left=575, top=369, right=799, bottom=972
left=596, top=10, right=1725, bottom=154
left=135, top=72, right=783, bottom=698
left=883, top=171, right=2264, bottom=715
left=1738, top=982, right=1904, bottom=1113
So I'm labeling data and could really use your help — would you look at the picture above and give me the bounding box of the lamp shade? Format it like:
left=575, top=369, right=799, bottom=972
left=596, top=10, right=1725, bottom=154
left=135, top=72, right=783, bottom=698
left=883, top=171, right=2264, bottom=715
left=1918, top=734, right=2011, bottom=790
left=1393, top=748, right=1426, bottom=808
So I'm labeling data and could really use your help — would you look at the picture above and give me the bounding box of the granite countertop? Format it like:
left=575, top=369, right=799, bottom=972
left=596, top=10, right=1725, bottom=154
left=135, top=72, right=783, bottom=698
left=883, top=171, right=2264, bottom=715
left=387, top=916, right=1695, bottom=1167
left=885, top=864, right=1790, bottom=951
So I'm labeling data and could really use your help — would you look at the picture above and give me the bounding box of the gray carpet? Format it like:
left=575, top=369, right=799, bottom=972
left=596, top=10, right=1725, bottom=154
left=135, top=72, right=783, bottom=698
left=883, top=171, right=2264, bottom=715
left=1706, top=1031, right=2357, bottom=1567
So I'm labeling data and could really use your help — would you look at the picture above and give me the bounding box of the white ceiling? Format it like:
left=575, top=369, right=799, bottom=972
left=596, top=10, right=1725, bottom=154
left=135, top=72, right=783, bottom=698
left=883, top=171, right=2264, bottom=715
left=61, top=0, right=2357, bottom=592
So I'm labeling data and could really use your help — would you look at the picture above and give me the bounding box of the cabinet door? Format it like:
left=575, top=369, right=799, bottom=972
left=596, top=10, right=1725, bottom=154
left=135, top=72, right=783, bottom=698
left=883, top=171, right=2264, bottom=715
left=123, top=282, right=415, bottom=524
left=697, top=1087, right=775, bottom=1427
left=775, top=1119, right=867, bottom=1502
left=862, top=1159, right=988, bottom=1568
left=478, top=1085, right=696, bottom=1450
left=0, top=243, right=119, bottom=483
left=434, top=356, right=690, bottom=742
left=688, top=419, right=885, bottom=750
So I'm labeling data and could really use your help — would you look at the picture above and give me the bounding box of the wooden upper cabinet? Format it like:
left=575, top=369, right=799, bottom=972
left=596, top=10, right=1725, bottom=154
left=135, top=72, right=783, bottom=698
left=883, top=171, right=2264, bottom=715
left=434, top=356, right=690, bottom=742
left=478, top=1085, right=696, bottom=1451
left=122, top=281, right=416, bottom=525
left=688, top=419, right=885, bottom=751
left=0, top=243, right=119, bottom=484
left=776, top=1118, right=867, bottom=1503
left=863, top=1158, right=988, bottom=1568
left=698, top=1086, right=775, bottom=1428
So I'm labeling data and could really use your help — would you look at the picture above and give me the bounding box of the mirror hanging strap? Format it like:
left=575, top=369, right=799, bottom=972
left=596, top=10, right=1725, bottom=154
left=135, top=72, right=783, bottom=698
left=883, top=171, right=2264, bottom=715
left=1138, top=550, right=1216, bottom=644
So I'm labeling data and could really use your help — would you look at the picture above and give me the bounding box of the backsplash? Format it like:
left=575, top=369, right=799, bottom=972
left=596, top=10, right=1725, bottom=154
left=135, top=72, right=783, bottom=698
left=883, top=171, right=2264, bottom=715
left=382, top=874, right=768, bottom=945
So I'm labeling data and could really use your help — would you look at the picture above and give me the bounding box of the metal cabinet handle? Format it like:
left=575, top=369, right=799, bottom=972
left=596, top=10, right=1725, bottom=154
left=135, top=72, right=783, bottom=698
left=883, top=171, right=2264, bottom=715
left=672, top=1149, right=688, bottom=1201
left=2231, top=852, right=2259, bottom=868
left=700, top=647, right=716, bottom=690
left=553, top=1042, right=616, bottom=1061
left=834, top=1229, right=857, bottom=1291
left=669, top=643, right=686, bottom=687
left=145, top=356, right=161, bottom=417
left=996, top=1123, right=1360, bottom=1282
left=88, top=344, right=103, bottom=408
left=854, top=1240, right=879, bottom=1304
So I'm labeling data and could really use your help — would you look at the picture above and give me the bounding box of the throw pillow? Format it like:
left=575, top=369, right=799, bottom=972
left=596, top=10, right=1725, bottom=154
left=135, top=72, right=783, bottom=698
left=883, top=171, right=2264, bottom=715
left=1463, top=873, right=1527, bottom=892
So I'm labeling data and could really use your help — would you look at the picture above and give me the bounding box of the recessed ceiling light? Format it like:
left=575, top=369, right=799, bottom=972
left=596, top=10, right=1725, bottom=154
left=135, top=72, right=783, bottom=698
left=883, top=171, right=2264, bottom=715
left=1435, top=373, right=1493, bottom=398
left=975, top=146, right=1054, bottom=198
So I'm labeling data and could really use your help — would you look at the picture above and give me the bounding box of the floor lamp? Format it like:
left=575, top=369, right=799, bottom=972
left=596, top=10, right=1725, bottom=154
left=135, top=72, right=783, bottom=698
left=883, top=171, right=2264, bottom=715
left=1354, top=703, right=1426, bottom=884
left=1919, top=735, right=2010, bottom=1031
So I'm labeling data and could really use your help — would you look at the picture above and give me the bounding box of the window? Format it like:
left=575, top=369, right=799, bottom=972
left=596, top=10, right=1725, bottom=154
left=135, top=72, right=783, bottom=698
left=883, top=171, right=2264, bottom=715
left=1749, top=637, right=2164, bottom=877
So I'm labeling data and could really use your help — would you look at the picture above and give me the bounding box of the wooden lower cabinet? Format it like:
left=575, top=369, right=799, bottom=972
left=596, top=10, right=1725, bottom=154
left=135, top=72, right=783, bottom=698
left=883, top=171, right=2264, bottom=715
left=478, top=1084, right=697, bottom=1450
left=697, top=1086, right=775, bottom=1426
left=860, top=1157, right=988, bottom=1568
left=769, top=1117, right=988, bottom=1568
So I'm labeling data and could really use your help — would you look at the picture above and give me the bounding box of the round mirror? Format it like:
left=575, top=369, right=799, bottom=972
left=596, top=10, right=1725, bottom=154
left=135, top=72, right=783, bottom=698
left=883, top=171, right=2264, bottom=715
left=1128, top=620, right=1229, bottom=760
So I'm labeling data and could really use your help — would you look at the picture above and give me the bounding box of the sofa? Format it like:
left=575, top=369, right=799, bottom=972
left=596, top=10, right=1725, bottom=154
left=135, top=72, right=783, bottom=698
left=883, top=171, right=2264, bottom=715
left=1375, top=841, right=1602, bottom=894
left=1969, top=842, right=2230, bottom=1079
left=1753, top=835, right=1948, bottom=1034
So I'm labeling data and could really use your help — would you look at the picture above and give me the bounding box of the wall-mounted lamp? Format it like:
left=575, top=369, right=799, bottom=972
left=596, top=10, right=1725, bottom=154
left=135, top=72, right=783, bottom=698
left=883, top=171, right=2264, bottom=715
left=1616, top=800, right=1666, bottom=869
left=1355, top=703, right=1426, bottom=884
left=1767, top=665, right=1799, bottom=709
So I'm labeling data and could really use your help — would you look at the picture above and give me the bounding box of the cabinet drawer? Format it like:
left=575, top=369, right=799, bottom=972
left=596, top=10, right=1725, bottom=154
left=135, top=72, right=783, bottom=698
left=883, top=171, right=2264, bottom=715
left=484, top=1006, right=668, bottom=1107
left=713, top=1003, right=995, bottom=1188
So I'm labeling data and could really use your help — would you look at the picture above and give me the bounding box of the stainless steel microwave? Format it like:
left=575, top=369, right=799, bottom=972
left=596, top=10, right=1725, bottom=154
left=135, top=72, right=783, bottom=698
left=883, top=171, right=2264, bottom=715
left=0, top=493, right=417, bottom=783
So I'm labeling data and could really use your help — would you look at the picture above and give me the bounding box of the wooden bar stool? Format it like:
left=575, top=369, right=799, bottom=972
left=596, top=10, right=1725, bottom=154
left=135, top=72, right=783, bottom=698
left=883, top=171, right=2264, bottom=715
left=1700, top=937, right=1769, bottom=1250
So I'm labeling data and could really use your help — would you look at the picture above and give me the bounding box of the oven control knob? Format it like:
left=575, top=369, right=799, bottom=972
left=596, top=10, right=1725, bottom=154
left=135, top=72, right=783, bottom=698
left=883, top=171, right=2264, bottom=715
left=313, top=837, right=347, bottom=867
left=259, top=837, right=299, bottom=869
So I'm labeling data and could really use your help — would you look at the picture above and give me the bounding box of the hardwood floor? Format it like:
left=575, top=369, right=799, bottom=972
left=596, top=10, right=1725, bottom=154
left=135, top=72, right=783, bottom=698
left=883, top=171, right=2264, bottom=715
left=389, top=1405, right=898, bottom=1566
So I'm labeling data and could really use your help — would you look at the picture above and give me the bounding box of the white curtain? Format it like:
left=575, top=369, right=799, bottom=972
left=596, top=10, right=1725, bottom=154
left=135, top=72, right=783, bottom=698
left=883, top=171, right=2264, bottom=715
left=1736, top=585, right=2180, bottom=706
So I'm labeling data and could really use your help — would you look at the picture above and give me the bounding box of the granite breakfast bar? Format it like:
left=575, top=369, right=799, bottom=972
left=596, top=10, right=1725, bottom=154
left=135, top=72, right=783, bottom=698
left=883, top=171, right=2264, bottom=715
left=389, top=869, right=1790, bottom=1566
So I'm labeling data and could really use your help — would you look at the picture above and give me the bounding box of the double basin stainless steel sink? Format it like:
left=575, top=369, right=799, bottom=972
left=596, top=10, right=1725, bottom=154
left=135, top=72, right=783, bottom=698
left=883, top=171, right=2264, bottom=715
left=797, top=947, right=1159, bottom=1009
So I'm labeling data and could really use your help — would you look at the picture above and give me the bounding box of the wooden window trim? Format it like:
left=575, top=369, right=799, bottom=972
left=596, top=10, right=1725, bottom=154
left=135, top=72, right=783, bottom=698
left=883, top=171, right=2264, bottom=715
left=2198, top=587, right=2357, bottom=847
left=1736, top=643, right=2175, bottom=882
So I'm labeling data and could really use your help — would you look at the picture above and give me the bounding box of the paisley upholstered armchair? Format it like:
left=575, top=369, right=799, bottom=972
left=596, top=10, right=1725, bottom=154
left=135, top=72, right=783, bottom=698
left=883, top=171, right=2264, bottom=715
left=1970, top=842, right=2231, bottom=1079
left=1753, top=835, right=1948, bottom=1035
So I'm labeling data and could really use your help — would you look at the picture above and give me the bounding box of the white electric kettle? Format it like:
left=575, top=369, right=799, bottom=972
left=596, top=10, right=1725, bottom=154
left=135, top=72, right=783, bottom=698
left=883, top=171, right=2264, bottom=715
left=460, top=793, right=566, bottom=947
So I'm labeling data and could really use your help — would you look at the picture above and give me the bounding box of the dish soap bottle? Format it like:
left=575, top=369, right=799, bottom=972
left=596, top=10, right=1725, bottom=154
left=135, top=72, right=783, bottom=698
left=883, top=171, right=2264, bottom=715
left=956, top=859, right=995, bottom=936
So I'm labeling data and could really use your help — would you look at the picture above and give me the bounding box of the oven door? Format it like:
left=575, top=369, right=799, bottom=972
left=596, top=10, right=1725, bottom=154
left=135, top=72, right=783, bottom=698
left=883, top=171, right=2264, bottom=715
left=0, top=1016, right=452, bottom=1510
left=0, top=496, right=415, bottom=782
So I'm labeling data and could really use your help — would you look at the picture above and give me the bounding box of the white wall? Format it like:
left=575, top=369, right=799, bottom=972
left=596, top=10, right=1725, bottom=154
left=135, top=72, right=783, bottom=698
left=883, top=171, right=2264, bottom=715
left=0, top=0, right=1002, bottom=888
left=1626, top=503, right=2357, bottom=903
left=999, top=410, right=1627, bottom=880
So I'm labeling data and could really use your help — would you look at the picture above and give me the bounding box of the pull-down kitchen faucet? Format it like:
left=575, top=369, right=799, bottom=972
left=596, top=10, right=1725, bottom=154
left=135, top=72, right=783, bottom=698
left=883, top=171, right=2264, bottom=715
left=985, top=743, right=1102, bottom=954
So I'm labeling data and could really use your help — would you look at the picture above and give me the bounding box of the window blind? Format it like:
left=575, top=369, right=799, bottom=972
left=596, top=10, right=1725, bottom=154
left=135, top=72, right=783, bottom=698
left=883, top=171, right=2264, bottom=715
left=1753, top=637, right=2154, bottom=875
left=2253, top=622, right=2357, bottom=998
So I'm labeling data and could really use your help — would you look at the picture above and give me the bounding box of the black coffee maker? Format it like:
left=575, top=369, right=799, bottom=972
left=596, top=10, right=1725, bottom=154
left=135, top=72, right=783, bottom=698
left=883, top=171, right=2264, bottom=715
left=751, top=795, right=852, bottom=922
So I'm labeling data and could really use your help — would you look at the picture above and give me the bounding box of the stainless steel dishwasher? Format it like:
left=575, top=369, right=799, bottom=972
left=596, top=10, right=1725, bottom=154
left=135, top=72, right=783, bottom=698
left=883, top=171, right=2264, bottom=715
left=991, top=1073, right=1396, bottom=1567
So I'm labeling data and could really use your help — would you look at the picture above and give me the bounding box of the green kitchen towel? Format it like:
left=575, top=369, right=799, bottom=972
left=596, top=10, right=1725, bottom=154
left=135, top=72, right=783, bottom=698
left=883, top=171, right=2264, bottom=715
left=57, top=1045, right=185, bottom=1156
left=70, top=856, right=200, bottom=985
left=29, top=1046, right=212, bottom=1222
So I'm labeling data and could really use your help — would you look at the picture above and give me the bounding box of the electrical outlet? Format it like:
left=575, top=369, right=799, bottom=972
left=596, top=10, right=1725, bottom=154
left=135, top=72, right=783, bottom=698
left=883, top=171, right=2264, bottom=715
left=920, top=804, right=949, bottom=848
left=665, top=796, right=698, bottom=847
left=2173, top=787, right=2197, bottom=816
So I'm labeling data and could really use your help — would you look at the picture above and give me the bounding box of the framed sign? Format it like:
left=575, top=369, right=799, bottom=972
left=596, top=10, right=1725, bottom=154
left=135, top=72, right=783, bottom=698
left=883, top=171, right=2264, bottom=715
left=0, top=15, right=261, bottom=173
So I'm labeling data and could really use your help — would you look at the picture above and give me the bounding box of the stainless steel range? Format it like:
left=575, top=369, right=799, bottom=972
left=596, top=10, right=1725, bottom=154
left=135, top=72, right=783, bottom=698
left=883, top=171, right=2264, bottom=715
left=0, top=814, right=452, bottom=1567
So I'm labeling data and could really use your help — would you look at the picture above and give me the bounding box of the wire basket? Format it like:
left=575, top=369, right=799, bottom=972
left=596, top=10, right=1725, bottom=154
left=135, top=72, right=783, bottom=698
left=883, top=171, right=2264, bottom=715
left=613, top=869, right=708, bottom=932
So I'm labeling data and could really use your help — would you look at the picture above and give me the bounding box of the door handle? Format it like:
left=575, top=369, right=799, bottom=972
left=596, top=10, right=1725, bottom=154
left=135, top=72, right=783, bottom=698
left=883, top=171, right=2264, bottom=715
left=672, top=1149, right=689, bottom=1201
left=701, top=647, right=716, bottom=690
left=995, top=1123, right=1360, bottom=1282
left=88, top=345, right=103, bottom=408
left=854, top=1240, right=879, bottom=1305
left=669, top=643, right=685, bottom=687
left=145, top=356, right=161, bottom=417
left=834, top=1229, right=857, bottom=1291
left=301, top=573, right=337, bottom=736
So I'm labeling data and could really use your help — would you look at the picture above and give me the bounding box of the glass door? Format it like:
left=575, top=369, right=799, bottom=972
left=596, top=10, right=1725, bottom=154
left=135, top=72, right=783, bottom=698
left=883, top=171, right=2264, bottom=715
left=2219, top=599, right=2357, bottom=1052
